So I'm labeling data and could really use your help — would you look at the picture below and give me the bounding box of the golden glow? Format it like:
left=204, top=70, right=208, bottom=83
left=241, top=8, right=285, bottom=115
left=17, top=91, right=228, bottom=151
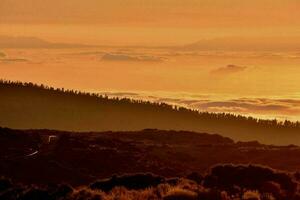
left=1, top=0, right=300, bottom=27
left=1, top=0, right=300, bottom=120
left=1, top=0, right=300, bottom=45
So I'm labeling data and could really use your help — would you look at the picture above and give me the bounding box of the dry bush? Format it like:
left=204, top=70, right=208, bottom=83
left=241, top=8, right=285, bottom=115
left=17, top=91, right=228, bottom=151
left=197, top=188, right=230, bottom=200
left=90, top=173, right=165, bottom=192
left=261, top=181, right=284, bottom=200
left=106, top=186, right=159, bottom=200
left=176, top=178, right=199, bottom=191
left=0, top=176, right=13, bottom=192
left=163, top=187, right=197, bottom=200
left=3, top=165, right=300, bottom=200
left=186, top=172, right=203, bottom=184
left=67, top=187, right=106, bottom=200
left=204, top=164, right=298, bottom=199
left=18, top=187, right=52, bottom=200
left=242, top=190, right=261, bottom=200
left=155, top=183, right=172, bottom=197
left=106, top=187, right=134, bottom=200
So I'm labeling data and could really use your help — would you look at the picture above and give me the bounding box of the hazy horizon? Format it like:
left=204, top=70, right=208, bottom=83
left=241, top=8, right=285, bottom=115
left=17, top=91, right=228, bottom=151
left=1, top=0, right=300, bottom=46
left=1, top=0, right=300, bottom=121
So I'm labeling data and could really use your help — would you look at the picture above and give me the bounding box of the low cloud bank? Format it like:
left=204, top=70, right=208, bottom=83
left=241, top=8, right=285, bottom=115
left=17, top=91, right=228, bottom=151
left=0, top=58, right=29, bottom=63
left=100, top=92, right=300, bottom=121
left=101, top=53, right=164, bottom=62
left=211, top=64, right=247, bottom=75
left=192, top=98, right=300, bottom=116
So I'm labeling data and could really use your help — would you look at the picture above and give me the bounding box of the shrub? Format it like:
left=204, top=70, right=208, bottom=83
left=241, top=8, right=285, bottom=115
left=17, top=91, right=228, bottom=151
left=163, top=188, right=197, bottom=200
left=67, top=188, right=106, bottom=200
left=186, top=172, right=203, bottom=184
left=165, top=178, right=180, bottom=186
left=90, top=173, right=165, bottom=191
left=261, top=181, right=284, bottom=199
left=52, top=184, right=74, bottom=199
left=242, top=190, right=261, bottom=200
left=0, top=177, right=12, bottom=192
left=197, top=188, right=229, bottom=200
left=204, top=164, right=297, bottom=198
left=19, top=187, right=51, bottom=200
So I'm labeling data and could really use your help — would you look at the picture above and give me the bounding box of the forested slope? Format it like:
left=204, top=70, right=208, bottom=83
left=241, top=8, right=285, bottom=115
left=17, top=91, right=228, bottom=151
left=1, top=80, right=300, bottom=145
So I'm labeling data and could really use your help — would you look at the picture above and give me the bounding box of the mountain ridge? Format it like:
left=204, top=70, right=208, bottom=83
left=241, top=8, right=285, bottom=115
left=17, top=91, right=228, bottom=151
left=1, top=80, right=300, bottom=145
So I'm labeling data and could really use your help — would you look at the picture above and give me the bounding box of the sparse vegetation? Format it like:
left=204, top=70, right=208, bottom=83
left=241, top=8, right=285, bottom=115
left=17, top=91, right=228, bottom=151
left=90, top=173, right=165, bottom=191
left=2, top=164, right=300, bottom=200
left=2, top=127, right=300, bottom=187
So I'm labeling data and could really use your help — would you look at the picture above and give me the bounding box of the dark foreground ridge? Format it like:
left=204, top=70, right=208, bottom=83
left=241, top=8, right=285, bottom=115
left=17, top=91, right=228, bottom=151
left=1, top=127, right=300, bottom=187
left=1, top=80, right=300, bottom=145
left=2, top=164, right=300, bottom=200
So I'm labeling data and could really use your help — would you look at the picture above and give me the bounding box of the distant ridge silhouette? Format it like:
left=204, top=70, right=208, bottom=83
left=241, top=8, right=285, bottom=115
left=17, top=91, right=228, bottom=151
left=0, top=79, right=300, bottom=145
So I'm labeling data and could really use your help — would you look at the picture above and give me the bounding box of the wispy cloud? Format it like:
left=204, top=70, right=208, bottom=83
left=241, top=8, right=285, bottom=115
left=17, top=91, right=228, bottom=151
left=193, top=99, right=294, bottom=113
left=0, top=58, right=29, bottom=63
left=0, top=35, right=97, bottom=49
left=101, top=53, right=165, bottom=62
left=101, top=92, right=140, bottom=96
left=179, top=37, right=300, bottom=52
left=211, top=64, right=247, bottom=75
left=0, top=52, right=6, bottom=57
left=98, top=91, right=300, bottom=121
left=63, top=51, right=105, bottom=56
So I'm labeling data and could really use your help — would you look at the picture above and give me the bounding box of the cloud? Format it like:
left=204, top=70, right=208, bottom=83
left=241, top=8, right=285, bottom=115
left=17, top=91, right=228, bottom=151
left=189, top=98, right=300, bottom=118
left=0, top=52, right=6, bottom=57
left=0, top=58, right=29, bottom=63
left=153, top=97, right=300, bottom=117
left=99, top=92, right=300, bottom=121
left=211, top=64, right=247, bottom=75
left=194, top=100, right=289, bottom=112
left=0, top=35, right=98, bottom=49
left=64, top=51, right=105, bottom=56
left=101, top=92, right=140, bottom=96
left=172, top=97, right=300, bottom=117
left=178, top=37, right=300, bottom=52
left=163, top=51, right=300, bottom=61
left=101, top=53, right=164, bottom=62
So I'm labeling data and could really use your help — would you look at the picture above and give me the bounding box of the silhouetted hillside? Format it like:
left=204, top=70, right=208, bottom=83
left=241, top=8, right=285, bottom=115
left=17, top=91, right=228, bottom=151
left=1, top=80, right=300, bottom=145
left=1, top=127, right=300, bottom=187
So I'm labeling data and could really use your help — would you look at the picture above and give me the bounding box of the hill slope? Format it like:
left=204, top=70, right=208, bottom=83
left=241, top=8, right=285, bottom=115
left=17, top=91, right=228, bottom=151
left=0, top=80, right=300, bottom=145
left=1, top=127, right=300, bottom=186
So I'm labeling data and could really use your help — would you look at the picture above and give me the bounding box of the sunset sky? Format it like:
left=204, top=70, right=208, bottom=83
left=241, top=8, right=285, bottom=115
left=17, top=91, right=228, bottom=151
left=1, top=0, right=300, bottom=45
left=1, top=0, right=300, bottom=121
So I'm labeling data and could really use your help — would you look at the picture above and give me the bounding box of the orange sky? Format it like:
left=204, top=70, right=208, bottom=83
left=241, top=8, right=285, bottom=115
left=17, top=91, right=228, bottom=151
left=1, top=0, right=300, bottom=45
left=1, top=0, right=300, bottom=121
left=1, top=0, right=300, bottom=27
